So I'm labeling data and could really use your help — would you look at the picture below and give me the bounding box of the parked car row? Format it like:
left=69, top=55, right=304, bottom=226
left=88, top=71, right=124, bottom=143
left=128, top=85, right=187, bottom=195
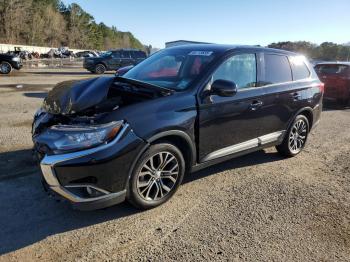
left=0, top=48, right=147, bottom=75
left=3, top=46, right=102, bottom=60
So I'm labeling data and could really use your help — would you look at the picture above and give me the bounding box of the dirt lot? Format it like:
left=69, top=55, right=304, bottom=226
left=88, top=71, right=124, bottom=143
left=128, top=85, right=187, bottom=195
left=0, top=68, right=350, bottom=261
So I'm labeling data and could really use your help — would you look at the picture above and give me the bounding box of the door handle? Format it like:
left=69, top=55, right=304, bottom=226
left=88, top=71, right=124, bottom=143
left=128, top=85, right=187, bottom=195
left=250, top=100, right=263, bottom=110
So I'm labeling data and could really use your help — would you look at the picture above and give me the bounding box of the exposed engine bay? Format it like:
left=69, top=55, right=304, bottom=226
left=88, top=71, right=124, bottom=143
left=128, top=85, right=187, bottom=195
left=34, top=76, right=171, bottom=130
left=32, top=76, right=172, bottom=155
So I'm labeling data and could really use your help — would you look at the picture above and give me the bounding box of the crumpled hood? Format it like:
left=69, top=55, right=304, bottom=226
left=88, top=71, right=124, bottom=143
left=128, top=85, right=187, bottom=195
left=43, top=77, right=114, bottom=115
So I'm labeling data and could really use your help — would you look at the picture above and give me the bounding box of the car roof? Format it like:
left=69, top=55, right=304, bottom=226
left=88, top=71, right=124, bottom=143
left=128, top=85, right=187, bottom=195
left=165, top=44, right=297, bottom=56
left=315, top=62, right=350, bottom=66
left=0, top=53, right=14, bottom=58
left=110, top=49, right=144, bottom=52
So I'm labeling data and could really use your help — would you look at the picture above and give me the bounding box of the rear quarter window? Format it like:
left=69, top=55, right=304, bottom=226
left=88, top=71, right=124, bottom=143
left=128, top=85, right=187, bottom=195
left=134, top=51, right=147, bottom=59
left=290, top=56, right=310, bottom=80
left=261, top=54, right=292, bottom=85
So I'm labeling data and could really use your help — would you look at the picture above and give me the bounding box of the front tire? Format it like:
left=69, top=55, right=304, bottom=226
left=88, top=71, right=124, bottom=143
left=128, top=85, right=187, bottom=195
left=127, top=143, right=185, bottom=209
left=0, top=61, right=12, bottom=74
left=94, top=63, right=106, bottom=74
left=276, top=115, right=309, bottom=157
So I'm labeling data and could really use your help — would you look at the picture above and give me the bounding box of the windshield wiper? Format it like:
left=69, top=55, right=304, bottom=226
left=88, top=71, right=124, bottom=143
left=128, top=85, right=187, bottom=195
left=114, top=76, right=174, bottom=95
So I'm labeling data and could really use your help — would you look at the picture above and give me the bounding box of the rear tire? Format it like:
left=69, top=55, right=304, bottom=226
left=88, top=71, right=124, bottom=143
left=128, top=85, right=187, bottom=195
left=94, top=63, right=106, bottom=74
left=127, top=143, right=185, bottom=210
left=276, top=115, right=309, bottom=157
left=0, top=61, right=12, bottom=74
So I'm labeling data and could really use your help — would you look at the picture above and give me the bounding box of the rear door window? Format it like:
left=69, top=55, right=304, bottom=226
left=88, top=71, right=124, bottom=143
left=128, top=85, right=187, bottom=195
left=261, top=54, right=292, bottom=85
left=289, top=56, right=310, bottom=80
left=112, top=51, right=121, bottom=58
left=121, top=51, right=131, bottom=59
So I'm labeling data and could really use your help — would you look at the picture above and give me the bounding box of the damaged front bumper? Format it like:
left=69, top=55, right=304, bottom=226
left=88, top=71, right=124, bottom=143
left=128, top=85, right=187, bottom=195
left=38, top=123, right=146, bottom=210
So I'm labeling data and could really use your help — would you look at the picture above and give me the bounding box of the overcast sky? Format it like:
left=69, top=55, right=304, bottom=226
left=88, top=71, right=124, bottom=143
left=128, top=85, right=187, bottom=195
left=62, top=0, right=350, bottom=48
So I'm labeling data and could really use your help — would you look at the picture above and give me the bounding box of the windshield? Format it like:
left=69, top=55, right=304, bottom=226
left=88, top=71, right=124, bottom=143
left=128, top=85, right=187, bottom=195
left=123, top=48, right=217, bottom=91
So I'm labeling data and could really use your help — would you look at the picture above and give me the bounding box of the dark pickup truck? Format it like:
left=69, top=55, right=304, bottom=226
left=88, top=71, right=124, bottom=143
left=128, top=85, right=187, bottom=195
left=0, top=53, right=23, bottom=74
left=83, top=49, right=147, bottom=74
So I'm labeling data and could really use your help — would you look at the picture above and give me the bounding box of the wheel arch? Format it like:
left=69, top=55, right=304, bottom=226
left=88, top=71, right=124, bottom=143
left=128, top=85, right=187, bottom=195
left=147, top=130, right=196, bottom=173
left=288, top=107, right=314, bottom=131
left=95, top=62, right=107, bottom=70
left=125, top=130, right=196, bottom=192
left=296, top=107, right=313, bottom=129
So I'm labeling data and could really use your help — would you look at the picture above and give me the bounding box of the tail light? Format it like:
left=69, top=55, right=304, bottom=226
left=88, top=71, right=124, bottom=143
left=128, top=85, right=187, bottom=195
left=318, top=82, right=325, bottom=93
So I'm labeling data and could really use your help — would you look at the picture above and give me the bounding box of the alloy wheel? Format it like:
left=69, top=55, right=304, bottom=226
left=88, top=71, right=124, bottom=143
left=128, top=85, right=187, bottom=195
left=137, top=151, right=179, bottom=201
left=95, top=64, right=105, bottom=74
left=288, top=119, right=308, bottom=154
left=0, top=62, right=12, bottom=74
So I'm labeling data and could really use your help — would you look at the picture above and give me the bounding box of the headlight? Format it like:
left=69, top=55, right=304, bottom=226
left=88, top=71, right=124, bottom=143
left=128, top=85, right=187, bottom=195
left=12, top=57, right=20, bottom=62
left=46, top=121, right=123, bottom=153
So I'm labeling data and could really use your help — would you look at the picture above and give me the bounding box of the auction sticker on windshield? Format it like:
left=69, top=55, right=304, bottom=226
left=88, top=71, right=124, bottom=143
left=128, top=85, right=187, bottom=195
left=188, top=51, right=213, bottom=56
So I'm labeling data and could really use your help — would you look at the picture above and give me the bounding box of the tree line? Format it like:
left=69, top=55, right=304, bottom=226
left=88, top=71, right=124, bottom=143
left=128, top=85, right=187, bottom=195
left=1, top=0, right=348, bottom=59
left=0, top=0, right=144, bottom=50
left=268, top=41, right=350, bottom=61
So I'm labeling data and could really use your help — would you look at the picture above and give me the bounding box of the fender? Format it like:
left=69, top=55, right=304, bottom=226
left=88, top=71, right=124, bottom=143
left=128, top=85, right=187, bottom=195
left=147, top=130, right=197, bottom=166
left=287, top=106, right=314, bottom=131
left=98, top=62, right=108, bottom=69
left=125, top=129, right=197, bottom=191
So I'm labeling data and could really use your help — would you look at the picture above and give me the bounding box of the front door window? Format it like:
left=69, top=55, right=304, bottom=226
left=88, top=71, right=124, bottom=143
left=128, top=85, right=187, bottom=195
left=212, top=53, right=257, bottom=89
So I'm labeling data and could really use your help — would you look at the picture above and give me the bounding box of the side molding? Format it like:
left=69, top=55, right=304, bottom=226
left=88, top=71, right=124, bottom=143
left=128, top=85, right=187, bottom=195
left=201, top=131, right=284, bottom=162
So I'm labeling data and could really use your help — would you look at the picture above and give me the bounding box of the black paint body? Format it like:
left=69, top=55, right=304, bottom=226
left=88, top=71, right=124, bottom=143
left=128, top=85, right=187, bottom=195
left=33, top=45, right=323, bottom=208
left=0, top=53, right=23, bottom=70
left=83, top=49, right=147, bottom=72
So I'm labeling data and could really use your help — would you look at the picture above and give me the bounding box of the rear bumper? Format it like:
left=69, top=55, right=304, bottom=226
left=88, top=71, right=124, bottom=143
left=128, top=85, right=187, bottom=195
left=324, top=87, right=350, bottom=100
left=38, top=123, right=146, bottom=210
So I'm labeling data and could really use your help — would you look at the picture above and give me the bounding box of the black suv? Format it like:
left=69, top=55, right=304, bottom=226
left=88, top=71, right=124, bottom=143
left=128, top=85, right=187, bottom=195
left=0, top=53, right=22, bottom=74
left=32, top=44, right=323, bottom=210
left=83, top=49, right=147, bottom=74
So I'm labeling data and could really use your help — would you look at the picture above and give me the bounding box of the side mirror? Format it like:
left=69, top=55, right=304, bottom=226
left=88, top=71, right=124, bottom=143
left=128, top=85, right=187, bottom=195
left=115, top=65, right=134, bottom=76
left=210, top=79, right=238, bottom=97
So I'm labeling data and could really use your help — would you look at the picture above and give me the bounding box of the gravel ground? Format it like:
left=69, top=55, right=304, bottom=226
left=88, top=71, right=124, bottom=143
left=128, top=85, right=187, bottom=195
left=0, top=69, right=349, bottom=261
